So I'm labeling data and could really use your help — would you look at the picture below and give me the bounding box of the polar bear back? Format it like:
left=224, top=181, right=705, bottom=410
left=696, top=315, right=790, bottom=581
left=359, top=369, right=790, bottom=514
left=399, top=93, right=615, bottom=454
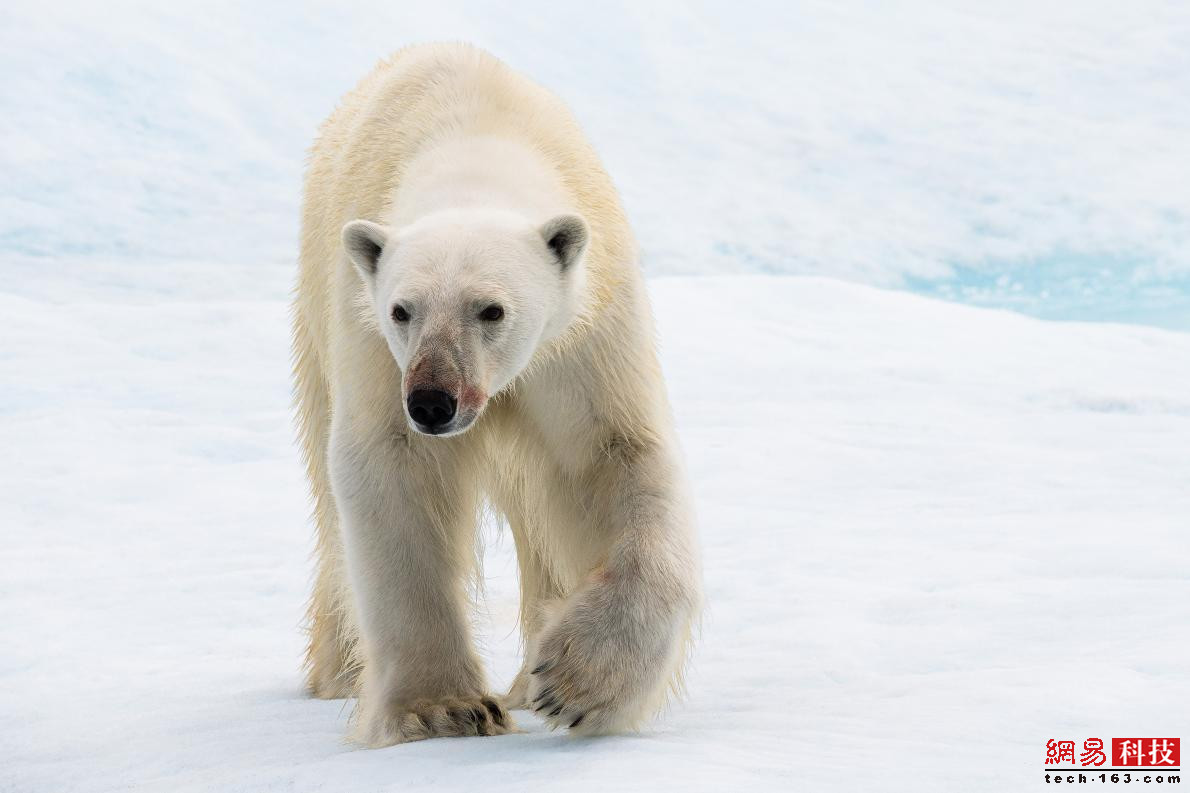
left=299, top=43, right=637, bottom=355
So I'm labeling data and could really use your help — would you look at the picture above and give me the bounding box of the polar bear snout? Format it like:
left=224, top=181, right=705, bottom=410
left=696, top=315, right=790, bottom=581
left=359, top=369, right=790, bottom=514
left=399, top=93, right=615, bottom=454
left=401, top=347, right=486, bottom=436
left=406, top=389, right=457, bottom=433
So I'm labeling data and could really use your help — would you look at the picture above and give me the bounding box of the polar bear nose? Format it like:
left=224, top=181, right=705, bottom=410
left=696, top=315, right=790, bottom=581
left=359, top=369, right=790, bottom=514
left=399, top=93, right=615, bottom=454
left=407, top=389, right=457, bottom=431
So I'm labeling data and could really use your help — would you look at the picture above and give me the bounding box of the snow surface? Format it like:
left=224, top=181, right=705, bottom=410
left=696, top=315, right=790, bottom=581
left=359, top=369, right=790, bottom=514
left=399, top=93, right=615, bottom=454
left=3, top=2, right=1190, bottom=791
left=3, top=273, right=1189, bottom=791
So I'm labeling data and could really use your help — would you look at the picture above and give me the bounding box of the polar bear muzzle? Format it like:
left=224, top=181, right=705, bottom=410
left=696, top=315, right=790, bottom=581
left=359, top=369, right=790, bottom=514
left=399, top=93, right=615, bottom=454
left=400, top=344, right=487, bottom=436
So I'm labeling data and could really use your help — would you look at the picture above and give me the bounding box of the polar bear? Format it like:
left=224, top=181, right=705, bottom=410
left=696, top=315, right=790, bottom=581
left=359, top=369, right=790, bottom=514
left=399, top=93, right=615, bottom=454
left=291, top=43, right=700, bottom=746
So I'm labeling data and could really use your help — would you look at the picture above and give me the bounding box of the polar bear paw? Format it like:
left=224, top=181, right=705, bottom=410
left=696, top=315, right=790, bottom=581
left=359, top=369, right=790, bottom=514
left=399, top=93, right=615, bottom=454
left=525, top=583, right=685, bottom=736
left=356, top=695, right=514, bottom=746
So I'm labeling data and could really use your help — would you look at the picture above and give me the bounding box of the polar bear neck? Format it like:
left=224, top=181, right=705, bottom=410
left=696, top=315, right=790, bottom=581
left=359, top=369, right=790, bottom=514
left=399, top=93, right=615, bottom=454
left=388, top=135, right=574, bottom=228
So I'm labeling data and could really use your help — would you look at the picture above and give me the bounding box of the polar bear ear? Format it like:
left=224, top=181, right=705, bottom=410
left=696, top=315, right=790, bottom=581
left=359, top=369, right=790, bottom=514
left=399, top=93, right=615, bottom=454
left=539, top=214, right=589, bottom=272
left=342, top=219, right=390, bottom=279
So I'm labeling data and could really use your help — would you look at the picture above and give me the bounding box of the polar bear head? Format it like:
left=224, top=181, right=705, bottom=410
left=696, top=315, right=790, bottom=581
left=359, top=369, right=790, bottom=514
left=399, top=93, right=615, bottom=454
left=343, top=208, right=589, bottom=437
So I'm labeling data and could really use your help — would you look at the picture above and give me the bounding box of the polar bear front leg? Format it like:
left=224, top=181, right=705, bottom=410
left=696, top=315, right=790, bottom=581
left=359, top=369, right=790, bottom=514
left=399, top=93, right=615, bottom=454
left=526, top=439, right=701, bottom=735
left=329, top=428, right=512, bottom=746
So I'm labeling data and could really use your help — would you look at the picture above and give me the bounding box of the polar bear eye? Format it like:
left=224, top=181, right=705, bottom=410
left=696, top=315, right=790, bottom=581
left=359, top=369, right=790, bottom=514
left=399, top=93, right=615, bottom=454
left=478, top=304, right=504, bottom=322
left=392, top=304, right=410, bottom=323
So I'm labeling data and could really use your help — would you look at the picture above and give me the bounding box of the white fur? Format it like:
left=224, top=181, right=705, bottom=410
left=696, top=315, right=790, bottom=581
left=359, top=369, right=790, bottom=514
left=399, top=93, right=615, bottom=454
left=292, top=43, right=700, bottom=747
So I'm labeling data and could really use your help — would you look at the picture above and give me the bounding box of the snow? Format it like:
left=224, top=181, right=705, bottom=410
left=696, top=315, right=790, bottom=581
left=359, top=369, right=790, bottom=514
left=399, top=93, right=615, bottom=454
left=3, top=2, right=1190, bottom=790
left=3, top=274, right=1189, bottom=791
